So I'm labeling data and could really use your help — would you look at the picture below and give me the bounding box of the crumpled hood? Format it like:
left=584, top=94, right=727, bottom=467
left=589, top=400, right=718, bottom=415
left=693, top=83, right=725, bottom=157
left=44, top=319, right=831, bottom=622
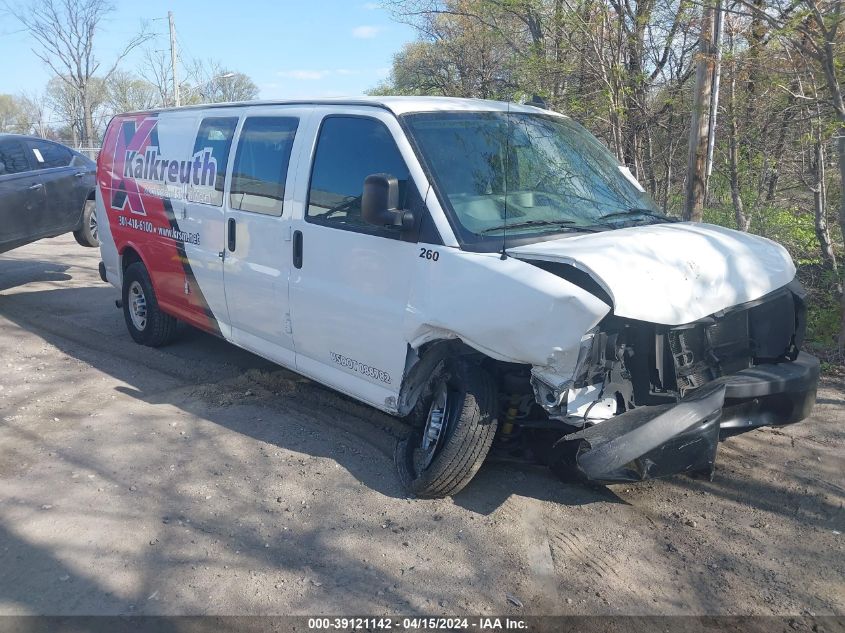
left=508, top=222, right=796, bottom=325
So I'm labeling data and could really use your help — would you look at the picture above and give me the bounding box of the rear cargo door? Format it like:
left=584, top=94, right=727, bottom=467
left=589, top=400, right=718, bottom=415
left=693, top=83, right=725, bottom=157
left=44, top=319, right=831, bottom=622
left=176, top=114, right=239, bottom=334
left=221, top=107, right=310, bottom=367
left=98, top=111, right=234, bottom=335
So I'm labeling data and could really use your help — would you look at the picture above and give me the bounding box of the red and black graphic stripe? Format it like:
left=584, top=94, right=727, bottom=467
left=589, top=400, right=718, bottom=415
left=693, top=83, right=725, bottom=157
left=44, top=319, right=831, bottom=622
left=100, top=113, right=222, bottom=336
left=160, top=196, right=221, bottom=336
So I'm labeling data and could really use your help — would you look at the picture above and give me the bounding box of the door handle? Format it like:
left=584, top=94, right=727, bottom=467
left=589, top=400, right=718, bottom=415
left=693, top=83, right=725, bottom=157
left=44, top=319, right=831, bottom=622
left=227, top=218, right=236, bottom=252
left=74, top=172, right=86, bottom=178
left=28, top=183, right=43, bottom=190
left=292, top=230, right=303, bottom=269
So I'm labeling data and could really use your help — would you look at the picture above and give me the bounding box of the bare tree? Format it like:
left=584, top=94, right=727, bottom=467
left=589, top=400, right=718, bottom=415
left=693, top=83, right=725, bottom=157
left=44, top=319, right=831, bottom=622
left=184, top=59, right=259, bottom=103
left=44, top=74, right=106, bottom=145
left=683, top=0, right=716, bottom=221
left=106, top=70, right=159, bottom=113
left=141, top=48, right=177, bottom=108
left=734, top=0, right=845, bottom=349
left=725, top=26, right=751, bottom=231
left=19, top=91, right=50, bottom=137
left=8, top=0, right=151, bottom=145
left=380, top=0, right=843, bottom=357
left=384, top=0, right=697, bottom=182
left=44, top=76, right=82, bottom=145
left=208, top=72, right=259, bottom=103
left=0, top=95, right=30, bottom=133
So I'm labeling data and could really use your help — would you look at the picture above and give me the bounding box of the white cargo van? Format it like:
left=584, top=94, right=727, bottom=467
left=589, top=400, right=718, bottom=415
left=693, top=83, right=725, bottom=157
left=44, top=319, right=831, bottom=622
left=97, top=97, right=818, bottom=497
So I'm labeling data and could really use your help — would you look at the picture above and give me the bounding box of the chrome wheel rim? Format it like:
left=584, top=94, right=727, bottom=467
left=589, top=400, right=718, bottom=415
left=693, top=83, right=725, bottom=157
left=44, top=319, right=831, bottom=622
left=89, top=208, right=98, bottom=242
left=419, top=382, right=450, bottom=470
left=128, top=281, right=147, bottom=331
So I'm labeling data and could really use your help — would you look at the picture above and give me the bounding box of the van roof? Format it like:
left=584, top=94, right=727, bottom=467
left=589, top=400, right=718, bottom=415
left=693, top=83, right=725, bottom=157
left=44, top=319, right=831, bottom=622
left=122, top=96, right=561, bottom=118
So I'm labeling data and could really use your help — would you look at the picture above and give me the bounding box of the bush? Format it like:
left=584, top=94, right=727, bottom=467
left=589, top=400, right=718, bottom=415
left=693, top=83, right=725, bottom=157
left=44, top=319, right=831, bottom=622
left=799, top=265, right=843, bottom=362
left=703, top=204, right=843, bottom=369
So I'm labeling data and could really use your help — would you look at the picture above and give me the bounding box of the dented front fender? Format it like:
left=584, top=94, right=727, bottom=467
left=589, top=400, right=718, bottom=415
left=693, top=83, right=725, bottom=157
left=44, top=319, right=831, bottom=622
left=404, top=250, right=611, bottom=374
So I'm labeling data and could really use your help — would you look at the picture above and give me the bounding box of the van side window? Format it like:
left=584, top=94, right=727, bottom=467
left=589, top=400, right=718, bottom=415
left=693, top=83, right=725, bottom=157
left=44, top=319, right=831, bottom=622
left=26, top=140, right=72, bottom=169
left=229, top=117, right=299, bottom=216
left=307, top=116, right=409, bottom=233
left=0, top=141, right=30, bottom=175
left=193, top=117, right=238, bottom=206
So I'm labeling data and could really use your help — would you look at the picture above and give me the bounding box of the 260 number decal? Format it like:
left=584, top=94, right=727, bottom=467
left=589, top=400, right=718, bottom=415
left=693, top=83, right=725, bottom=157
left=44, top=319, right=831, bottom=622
left=419, top=247, right=440, bottom=261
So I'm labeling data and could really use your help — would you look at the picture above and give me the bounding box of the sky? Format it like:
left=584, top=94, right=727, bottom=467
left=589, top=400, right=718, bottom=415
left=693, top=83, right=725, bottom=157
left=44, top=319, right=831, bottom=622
left=0, top=0, right=417, bottom=102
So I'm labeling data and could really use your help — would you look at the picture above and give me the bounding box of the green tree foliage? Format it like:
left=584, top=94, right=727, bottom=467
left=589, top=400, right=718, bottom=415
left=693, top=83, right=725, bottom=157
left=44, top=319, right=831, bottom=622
left=0, top=95, right=35, bottom=133
left=381, top=0, right=845, bottom=360
left=183, top=59, right=260, bottom=104
left=106, top=71, right=159, bottom=114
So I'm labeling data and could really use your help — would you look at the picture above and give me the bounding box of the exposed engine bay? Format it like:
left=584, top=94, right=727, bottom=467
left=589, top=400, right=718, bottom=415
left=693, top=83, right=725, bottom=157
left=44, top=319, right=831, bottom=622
left=497, top=277, right=819, bottom=483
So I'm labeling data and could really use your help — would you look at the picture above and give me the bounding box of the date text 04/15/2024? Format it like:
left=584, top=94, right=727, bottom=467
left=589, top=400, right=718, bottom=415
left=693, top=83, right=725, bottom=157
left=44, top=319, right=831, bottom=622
left=306, top=617, right=528, bottom=630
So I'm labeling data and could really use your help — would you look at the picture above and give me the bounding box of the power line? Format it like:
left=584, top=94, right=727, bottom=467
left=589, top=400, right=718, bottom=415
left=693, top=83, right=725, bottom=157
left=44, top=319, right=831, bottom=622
left=168, top=11, right=180, bottom=106
left=174, top=26, right=199, bottom=77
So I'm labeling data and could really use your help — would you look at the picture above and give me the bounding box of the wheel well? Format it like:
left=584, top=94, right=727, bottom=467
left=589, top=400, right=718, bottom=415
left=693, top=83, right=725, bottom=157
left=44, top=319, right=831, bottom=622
left=121, top=247, right=143, bottom=272
left=398, top=339, right=533, bottom=417
left=415, top=338, right=479, bottom=361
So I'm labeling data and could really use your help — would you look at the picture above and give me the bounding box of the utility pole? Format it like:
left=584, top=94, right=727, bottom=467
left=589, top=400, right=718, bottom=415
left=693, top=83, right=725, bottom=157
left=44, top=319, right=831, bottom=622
left=168, top=11, right=180, bottom=107
left=684, top=0, right=716, bottom=222
left=704, top=0, right=724, bottom=199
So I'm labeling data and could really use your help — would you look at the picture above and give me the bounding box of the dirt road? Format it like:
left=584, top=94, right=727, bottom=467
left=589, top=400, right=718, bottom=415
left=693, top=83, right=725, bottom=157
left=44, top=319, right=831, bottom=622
left=0, top=235, right=843, bottom=616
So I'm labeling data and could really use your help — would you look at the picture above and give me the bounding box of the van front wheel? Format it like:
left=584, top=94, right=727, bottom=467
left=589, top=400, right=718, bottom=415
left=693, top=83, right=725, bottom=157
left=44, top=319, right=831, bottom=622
left=396, top=357, right=498, bottom=498
left=122, top=262, right=178, bottom=347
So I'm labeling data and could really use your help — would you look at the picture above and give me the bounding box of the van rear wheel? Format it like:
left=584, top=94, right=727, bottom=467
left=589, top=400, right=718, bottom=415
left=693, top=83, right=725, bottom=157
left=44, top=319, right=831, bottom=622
left=122, top=262, right=178, bottom=347
left=395, top=357, right=498, bottom=498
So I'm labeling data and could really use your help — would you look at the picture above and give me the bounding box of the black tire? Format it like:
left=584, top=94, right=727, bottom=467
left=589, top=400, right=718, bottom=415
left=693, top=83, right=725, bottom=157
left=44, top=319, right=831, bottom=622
left=396, top=357, right=498, bottom=498
left=73, top=200, right=99, bottom=247
left=122, top=262, right=178, bottom=347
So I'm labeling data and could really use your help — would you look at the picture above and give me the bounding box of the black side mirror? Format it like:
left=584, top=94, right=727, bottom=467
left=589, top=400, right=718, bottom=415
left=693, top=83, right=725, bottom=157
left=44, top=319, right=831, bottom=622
left=362, top=173, right=414, bottom=230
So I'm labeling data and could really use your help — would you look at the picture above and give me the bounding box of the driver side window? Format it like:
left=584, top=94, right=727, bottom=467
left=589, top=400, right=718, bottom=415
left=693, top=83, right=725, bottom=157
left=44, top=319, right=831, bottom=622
left=306, top=116, right=409, bottom=235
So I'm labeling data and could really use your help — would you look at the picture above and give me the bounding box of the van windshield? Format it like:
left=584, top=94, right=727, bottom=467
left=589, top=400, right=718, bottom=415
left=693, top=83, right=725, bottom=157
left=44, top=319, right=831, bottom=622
left=404, top=111, right=666, bottom=244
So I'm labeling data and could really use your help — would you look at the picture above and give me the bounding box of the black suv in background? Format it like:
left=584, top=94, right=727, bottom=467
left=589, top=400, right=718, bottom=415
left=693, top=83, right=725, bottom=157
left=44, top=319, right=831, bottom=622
left=0, top=134, right=98, bottom=254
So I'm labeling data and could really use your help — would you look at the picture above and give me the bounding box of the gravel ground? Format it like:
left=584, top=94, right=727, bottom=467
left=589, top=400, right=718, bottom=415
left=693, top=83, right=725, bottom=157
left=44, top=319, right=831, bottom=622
left=0, top=235, right=843, bottom=617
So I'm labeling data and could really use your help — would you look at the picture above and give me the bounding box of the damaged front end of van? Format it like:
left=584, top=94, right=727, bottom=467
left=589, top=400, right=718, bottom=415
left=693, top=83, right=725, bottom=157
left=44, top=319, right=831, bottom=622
left=509, top=227, right=820, bottom=484
left=529, top=280, right=818, bottom=483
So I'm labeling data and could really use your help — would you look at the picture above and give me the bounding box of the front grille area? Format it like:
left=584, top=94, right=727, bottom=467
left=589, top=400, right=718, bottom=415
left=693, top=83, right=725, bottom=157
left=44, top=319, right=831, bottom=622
left=667, top=325, right=719, bottom=394
left=748, top=288, right=797, bottom=360
left=589, top=283, right=803, bottom=409
left=667, top=288, right=797, bottom=396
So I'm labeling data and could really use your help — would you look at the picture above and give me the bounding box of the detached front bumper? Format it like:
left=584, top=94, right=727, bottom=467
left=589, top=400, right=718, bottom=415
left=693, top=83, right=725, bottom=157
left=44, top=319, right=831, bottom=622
left=721, top=351, right=819, bottom=434
left=563, top=352, right=820, bottom=483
